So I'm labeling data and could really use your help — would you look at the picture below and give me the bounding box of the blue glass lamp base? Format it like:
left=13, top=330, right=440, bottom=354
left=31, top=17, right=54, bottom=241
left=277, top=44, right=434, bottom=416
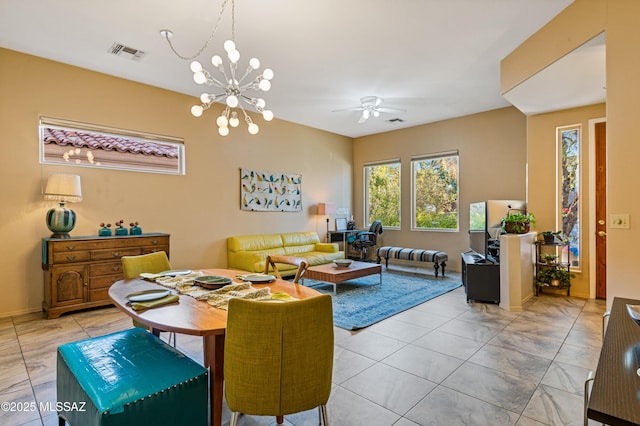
left=46, top=203, right=76, bottom=239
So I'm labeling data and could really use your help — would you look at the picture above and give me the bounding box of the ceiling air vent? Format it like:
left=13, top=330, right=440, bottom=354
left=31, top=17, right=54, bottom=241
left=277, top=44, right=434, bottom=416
left=387, top=118, right=405, bottom=123
left=108, top=42, right=146, bottom=61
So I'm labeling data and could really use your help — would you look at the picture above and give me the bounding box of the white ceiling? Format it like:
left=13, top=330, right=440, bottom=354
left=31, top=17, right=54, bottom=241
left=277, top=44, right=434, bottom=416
left=1, top=0, right=593, bottom=138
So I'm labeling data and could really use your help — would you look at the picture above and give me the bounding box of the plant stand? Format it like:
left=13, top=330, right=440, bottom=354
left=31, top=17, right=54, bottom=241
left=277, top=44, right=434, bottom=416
left=535, top=240, right=571, bottom=296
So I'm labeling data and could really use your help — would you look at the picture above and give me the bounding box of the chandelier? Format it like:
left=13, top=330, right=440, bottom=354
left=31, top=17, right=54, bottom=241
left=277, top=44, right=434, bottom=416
left=161, top=0, right=274, bottom=136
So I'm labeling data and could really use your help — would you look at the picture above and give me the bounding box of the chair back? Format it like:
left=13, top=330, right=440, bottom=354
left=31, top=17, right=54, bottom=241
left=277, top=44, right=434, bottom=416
left=224, top=294, right=334, bottom=417
left=121, top=251, right=171, bottom=279
left=369, top=220, right=383, bottom=236
left=264, top=255, right=309, bottom=283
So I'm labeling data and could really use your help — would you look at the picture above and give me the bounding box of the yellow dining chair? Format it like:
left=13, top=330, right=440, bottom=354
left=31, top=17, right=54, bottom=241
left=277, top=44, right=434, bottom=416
left=224, top=294, right=334, bottom=426
left=121, top=251, right=175, bottom=346
left=264, top=254, right=309, bottom=283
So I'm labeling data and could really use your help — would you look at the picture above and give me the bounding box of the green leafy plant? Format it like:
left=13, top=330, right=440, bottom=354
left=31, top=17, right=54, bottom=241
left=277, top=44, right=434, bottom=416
left=501, top=212, right=536, bottom=234
left=537, top=268, right=574, bottom=287
left=542, top=253, right=558, bottom=263
left=541, top=230, right=562, bottom=243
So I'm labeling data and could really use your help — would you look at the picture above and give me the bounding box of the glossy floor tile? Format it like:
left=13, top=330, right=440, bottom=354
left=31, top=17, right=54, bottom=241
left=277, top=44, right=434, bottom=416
left=0, top=267, right=606, bottom=426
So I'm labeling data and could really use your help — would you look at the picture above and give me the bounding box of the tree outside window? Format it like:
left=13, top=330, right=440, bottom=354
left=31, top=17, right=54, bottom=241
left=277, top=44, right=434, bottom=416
left=364, top=162, right=400, bottom=228
left=412, top=154, right=459, bottom=230
left=560, top=126, right=580, bottom=268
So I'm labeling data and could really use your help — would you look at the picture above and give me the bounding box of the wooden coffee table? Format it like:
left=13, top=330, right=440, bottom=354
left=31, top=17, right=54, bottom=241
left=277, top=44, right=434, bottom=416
left=303, top=260, right=382, bottom=293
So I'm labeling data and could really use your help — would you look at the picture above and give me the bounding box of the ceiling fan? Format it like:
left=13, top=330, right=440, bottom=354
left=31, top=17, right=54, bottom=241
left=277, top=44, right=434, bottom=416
left=333, top=96, right=406, bottom=123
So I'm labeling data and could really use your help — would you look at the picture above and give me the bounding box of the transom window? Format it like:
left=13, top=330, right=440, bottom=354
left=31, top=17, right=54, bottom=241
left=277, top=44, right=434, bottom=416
left=39, top=117, right=185, bottom=175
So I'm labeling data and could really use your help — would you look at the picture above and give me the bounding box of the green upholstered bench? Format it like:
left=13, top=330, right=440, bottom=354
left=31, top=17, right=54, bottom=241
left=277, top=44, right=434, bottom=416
left=56, top=328, right=208, bottom=426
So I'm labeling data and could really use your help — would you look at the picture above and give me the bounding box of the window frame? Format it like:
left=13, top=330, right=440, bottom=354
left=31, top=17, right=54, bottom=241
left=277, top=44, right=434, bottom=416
left=557, top=124, right=581, bottom=271
left=363, top=159, right=401, bottom=230
left=410, top=151, right=459, bottom=232
left=39, top=117, right=185, bottom=175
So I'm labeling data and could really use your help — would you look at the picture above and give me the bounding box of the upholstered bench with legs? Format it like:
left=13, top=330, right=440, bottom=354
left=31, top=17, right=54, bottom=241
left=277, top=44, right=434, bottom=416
left=376, top=246, right=448, bottom=277
left=56, top=328, right=208, bottom=426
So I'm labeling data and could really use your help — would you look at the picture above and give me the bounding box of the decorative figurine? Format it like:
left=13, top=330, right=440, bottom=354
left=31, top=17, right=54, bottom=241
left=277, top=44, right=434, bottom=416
left=114, top=220, right=128, bottom=236
left=98, top=223, right=112, bottom=237
left=129, top=221, right=142, bottom=235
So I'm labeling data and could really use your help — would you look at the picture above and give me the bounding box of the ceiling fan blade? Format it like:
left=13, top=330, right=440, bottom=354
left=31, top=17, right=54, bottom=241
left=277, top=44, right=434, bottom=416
left=376, top=107, right=406, bottom=114
left=358, top=114, right=368, bottom=124
left=331, top=106, right=364, bottom=112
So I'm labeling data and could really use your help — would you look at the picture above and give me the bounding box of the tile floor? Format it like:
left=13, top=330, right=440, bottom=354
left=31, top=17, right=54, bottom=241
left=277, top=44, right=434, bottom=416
left=0, top=268, right=606, bottom=426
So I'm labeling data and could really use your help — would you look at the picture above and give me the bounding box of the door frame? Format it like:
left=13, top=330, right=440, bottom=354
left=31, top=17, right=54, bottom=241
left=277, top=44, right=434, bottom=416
left=588, top=117, right=606, bottom=299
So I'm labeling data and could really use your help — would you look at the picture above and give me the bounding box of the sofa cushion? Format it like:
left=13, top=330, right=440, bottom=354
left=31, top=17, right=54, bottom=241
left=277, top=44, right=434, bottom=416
left=228, top=234, right=284, bottom=252
left=280, top=231, right=321, bottom=247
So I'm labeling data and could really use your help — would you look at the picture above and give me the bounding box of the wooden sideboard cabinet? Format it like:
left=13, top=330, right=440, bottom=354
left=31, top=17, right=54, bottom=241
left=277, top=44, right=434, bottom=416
left=42, top=233, right=170, bottom=319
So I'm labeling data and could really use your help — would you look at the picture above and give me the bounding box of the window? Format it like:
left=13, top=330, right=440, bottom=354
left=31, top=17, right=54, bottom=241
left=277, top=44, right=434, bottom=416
left=364, top=161, right=400, bottom=228
left=411, top=152, right=459, bottom=230
left=40, top=117, right=185, bottom=175
left=559, top=126, right=580, bottom=268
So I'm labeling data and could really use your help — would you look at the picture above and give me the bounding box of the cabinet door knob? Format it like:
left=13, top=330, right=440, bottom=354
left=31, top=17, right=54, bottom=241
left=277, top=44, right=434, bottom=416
left=65, top=255, right=76, bottom=261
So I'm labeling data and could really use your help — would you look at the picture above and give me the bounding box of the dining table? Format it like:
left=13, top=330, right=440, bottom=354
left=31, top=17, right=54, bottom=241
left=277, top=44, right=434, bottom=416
left=108, top=268, right=322, bottom=426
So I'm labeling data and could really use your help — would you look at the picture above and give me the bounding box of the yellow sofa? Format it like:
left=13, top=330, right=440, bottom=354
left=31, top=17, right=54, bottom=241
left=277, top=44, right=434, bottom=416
left=227, top=231, right=344, bottom=274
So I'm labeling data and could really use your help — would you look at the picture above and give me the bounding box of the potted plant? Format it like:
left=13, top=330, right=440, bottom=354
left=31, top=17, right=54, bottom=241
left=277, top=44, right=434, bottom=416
left=541, top=231, right=562, bottom=244
left=537, top=268, right=574, bottom=287
left=542, top=253, right=558, bottom=265
left=501, top=211, right=536, bottom=234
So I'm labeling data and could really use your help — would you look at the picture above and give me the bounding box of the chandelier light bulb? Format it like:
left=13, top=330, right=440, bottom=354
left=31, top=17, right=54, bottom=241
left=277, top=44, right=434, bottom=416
left=262, top=68, right=274, bottom=80
left=248, top=123, right=259, bottom=135
left=200, top=93, right=210, bottom=103
left=226, top=95, right=239, bottom=108
left=211, top=55, right=223, bottom=67
left=256, top=98, right=266, bottom=109
left=218, top=126, right=230, bottom=136
left=216, top=115, right=229, bottom=127
left=249, top=58, right=260, bottom=69
left=193, top=72, right=207, bottom=85
left=229, top=113, right=240, bottom=127
left=263, top=110, right=274, bottom=121
left=190, top=61, right=202, bottom=73
left=228, top=49, right=240, bottom=63
left=223, top=40, right=236, bottom=53
left=191, top=105, right=204, bottom=117
left=259, top=79, right=271, bottom=91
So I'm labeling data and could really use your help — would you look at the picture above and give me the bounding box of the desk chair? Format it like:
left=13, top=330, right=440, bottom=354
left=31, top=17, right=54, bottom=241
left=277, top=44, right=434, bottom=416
left=265, top=254, right=309, bottom=283
left=352, top=220, right=383, bottom=260
left=121, top=251, right=175, bottom=346
left=225, top=294, right=334, bottom=426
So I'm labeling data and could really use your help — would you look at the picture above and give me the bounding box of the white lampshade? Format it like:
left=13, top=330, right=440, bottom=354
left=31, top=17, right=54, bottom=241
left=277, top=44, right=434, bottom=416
left=44, top=174, right=82, bottom=203
left=318, top=202, right=337, bottom=216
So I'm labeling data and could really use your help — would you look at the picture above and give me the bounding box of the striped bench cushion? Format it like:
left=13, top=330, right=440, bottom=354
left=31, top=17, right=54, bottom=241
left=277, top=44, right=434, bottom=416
left=376, top=246, right=448, bottom=277
left=377, top=247, right=448, bottom=263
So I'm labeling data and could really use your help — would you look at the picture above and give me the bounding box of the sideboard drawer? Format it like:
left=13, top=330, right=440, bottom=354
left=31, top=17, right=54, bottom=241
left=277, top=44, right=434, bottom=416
left=90, top=261, right=123, bottom=276
left=52, top=251, right=91, bottom=264
left=91, top=247, right=141, bottom=261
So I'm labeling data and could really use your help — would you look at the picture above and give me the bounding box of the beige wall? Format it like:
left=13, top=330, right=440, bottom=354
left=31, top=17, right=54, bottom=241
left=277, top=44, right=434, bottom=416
left=527, top=104, right=606, bottom=299
left=0, top=48, right=352, bottom=317
left=353, top=107, right=528, bottom=272
left=503, top=0, right=640, bottom=307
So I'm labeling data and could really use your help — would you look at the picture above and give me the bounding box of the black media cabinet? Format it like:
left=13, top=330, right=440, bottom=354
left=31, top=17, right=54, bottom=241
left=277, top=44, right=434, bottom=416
left=461, top=252, right=500, bottom=303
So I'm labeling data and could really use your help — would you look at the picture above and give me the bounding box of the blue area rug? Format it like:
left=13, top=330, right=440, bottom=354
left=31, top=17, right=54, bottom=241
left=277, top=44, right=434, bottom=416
left=305, top=270, right=462, bottom=330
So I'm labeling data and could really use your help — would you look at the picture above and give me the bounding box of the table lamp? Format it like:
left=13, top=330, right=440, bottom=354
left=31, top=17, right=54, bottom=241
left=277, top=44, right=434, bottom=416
left=318, top=202, right=337, bottom=241
left=44, top=173, right=82, bottom=238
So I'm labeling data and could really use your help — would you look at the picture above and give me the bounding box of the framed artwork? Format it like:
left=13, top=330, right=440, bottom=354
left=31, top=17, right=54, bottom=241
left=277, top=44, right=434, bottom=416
left=240, top=168, right=302, bottom=211
left=335, top=218, right=347, bottom=231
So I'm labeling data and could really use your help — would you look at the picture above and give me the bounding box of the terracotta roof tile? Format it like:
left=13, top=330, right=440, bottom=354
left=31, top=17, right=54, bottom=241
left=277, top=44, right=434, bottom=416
left=43, top=128, right=179, bottom=158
